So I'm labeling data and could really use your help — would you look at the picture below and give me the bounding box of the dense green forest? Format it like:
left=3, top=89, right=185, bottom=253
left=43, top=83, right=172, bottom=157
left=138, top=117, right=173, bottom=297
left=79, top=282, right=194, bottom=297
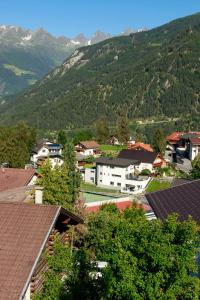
left=1, top=13, right=200, bottom=129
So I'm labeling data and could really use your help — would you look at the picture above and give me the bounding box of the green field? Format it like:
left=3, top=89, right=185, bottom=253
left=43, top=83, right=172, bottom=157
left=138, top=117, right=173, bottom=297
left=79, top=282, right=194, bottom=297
left=100, top=144, right=127, bottom=152
left=81, top=182, right=120, bottom=194
left=146, top=179, right=171, bottom=193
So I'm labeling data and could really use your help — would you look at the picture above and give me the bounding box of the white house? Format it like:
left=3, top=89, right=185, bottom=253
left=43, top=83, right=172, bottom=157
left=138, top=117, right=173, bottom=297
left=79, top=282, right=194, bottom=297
left=31, top=140, right=63, bottom=167
left=189, top=137, right=200, bottom=160
left=95, top=157, right=151, bottom=194
left=75, top=141, right=100, bottom=157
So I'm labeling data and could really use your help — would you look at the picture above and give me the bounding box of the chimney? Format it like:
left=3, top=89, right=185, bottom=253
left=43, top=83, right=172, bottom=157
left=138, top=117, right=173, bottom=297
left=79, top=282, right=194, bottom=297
left=35, top=186, right=43, bottom=204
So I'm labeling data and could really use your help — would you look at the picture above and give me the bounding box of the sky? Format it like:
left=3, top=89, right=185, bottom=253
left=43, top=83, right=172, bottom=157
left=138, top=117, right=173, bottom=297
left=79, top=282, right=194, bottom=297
left=0, top=0, right=200, bottom=37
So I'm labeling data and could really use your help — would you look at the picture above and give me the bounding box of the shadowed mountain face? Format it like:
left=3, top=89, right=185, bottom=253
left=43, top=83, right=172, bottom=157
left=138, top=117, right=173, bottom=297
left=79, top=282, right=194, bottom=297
left=1, top=13, right=200, bottom=129
left=0, top=26, right=111, bottom=96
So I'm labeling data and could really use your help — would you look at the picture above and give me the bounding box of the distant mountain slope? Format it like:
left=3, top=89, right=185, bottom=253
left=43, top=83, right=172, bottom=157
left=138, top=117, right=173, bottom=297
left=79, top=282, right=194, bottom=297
left=0, top=26, right=111, bottom=96
left=1, top=13, right=200, bottom=129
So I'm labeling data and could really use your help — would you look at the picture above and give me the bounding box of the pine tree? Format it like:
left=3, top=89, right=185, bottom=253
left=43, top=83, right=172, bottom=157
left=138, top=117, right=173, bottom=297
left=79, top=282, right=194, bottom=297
left=95, top=117, right=110, bottom=144
left=116, top=111, right=130, bottom=144
left=57, top=130, right=67, bottom=146
left=152, top=128, right=166, bottom=155
left=63, top=140, right=81, bottom=203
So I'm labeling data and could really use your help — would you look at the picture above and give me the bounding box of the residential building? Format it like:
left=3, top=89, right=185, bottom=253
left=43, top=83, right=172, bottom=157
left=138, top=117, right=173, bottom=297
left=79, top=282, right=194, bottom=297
left=189, top=137, right=200, bottom=160
left=95, top=157, right=151, bottom=193
left=0, top=202, right=82, bottom=300
left=0, top=168, right=37, bottom=192
left=31, top=139, right=63, bottom=167
left=146, top=179, right=200, bottom=223
left=75, top=141, right=100, bottom=156
left=118, top=149, right=159, bottom=170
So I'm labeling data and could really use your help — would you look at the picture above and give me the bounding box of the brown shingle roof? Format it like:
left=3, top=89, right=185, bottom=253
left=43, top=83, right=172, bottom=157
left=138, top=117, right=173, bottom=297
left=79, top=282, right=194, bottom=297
left=146, top=179, right=200, bottom=223
left=79, top=141, right=100, bottom=149
left=0, top=168, right=35, bottom=192
left=0, top=203, right=60, bottom=300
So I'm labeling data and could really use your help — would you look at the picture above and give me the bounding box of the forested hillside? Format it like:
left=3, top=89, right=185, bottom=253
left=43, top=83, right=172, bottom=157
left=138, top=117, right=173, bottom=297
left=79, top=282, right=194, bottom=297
left=1, top=13, right=200, bottom=129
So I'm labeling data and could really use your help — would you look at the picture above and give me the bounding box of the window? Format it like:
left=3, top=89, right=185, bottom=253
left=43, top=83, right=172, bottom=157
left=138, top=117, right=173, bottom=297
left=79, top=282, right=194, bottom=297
left=112, top=174, right=121, bottom=178
left=90, top=177, right=94, bottom=182
left=110, top=181, right=114, bottom=186
left=100, top=172, right=102, bottom=175
left=110, top=166, right=114, bottom=169
left=100, top=180, right=102, bottom=183
left=117, top=183, right=121, bottom=187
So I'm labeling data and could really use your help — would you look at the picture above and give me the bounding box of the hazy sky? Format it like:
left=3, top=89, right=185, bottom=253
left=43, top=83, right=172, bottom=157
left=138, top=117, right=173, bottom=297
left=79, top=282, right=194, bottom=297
left=0, top=0, right=200, bottom=37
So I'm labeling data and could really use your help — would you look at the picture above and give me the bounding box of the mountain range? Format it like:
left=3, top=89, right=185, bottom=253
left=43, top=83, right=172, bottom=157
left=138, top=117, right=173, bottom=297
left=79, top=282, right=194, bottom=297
left=0, top=26, right=116, bottom=96
left=1, top=13, right=200, bottom=129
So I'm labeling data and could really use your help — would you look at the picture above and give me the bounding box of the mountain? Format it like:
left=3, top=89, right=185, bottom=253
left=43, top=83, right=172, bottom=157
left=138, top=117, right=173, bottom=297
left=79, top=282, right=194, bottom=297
left=0, top=26, right=111, bottom=96
left=1, top=13, right=200, bottom=129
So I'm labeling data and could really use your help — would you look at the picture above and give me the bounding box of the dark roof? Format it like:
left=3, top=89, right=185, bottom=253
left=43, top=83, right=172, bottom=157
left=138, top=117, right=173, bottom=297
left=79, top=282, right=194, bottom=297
left=0, top=203, right=83, bottom=300
left=146, top=179, right=200, bottom=223
left=171, top=178, right=192, bottom=187
left=47, top=143, right=62, bottom=149
left=96, top=157, right=139, bottom=167
left=0, top=168, right=35, bottom=192
left=118, top=149, right=157, bottom=164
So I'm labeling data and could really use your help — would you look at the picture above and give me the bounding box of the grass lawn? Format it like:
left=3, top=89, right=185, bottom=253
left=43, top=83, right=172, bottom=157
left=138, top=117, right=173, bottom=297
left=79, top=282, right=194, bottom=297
left=81, top=182, right=120, bottom=194
left=146, top=179, right=171, bottom=193
left=100, top=144, right=127, bottom=152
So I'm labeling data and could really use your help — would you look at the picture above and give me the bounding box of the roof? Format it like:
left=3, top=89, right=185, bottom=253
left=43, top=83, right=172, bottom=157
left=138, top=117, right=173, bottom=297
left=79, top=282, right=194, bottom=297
left=146, top=179, right=200, bottom=223
left=47, top=143, right=62, bottom=149
left=0, top=203, right=83, bottom=300
left=32, top=138, right=49, bottom=153
left=0, top=168, right=35, bottom=192
left=189, top=137, right=200, bottom=145
left=166, top=132, right=184, bottom=143
left=128, top=142, right=153, bottom=152
left=0, top=186, right=33, bottom=203
left=0, top=203, right=60, bottom=300
left=96, top=157, right=139, bottom=167
left=118, top=149, right=157, bottom=164
left=79, top=141, right=100, bottom=149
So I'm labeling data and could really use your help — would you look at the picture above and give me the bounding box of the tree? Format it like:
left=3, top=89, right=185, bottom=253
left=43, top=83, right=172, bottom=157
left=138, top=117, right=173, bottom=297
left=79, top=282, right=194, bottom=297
left=0, top=122, right=36, bottom=168
left=73, top=130, right=93, bottom=145
left=116, top=111, right=130, bottom=144
left=191, top=154, right=200, bottom=179
left=74, top=205, right=200, bottom=299
left=152, top=128, right=166, bottom=155
left=95, top=117, right=110, bottom=144
left=63, top=140, right=81, bottom=203
left=36, top=159, right=73, bottom=210
left=57, top=130, right=67, bottom=146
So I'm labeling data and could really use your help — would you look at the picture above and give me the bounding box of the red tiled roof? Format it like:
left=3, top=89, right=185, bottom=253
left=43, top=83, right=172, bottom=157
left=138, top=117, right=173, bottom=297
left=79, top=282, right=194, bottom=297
left=166, top=132, right=184, bottom=143
left=189, top=138, right=200, bottom=145
left=128, top=142, right=153, bottom=152
left=86, top=201, right=151, bottom=213
left=0, top=203, right=60, bottom=300
left=79, top=141, right=100, bottom=149
left=0, top=168, right=35, bottom=192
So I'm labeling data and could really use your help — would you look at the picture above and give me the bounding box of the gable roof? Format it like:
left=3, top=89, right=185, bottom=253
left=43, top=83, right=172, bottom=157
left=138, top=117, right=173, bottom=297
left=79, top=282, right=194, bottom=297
left=79, top=141, right=100, bottom=149
left=0, top=203, right=82, bottom=300
left=118, top=149, right=157, bottom=164
left=96, top=157, right=139, bottom=167
left=189, top=137, right=200, bottom=145
left=0, top=168, right=35, bottom=192
left=146, top=179, right=200, bottom=223
left=128, top=142, right=153, bottom=152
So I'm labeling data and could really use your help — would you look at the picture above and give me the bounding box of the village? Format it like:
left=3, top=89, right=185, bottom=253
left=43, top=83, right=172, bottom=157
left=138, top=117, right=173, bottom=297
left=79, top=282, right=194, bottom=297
left=1, top=126, right=200, bottom=299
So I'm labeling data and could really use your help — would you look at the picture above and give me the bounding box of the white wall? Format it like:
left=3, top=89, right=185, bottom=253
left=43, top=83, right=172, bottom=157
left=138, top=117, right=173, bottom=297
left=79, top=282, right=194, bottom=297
left=189, top=144, right=199, bottom=160
left=85, top=168, right=96, bottom=184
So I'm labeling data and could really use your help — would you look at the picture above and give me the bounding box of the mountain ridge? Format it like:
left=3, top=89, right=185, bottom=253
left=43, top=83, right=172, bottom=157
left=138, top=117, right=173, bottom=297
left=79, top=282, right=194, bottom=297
left=1, top=13, right=200, bottom=129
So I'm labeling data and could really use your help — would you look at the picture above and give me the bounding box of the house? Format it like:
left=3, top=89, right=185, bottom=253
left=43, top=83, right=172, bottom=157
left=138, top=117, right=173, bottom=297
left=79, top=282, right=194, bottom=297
left=107, top=136, right=120, bottom=145
left=75, top=141, right=100, bottom=157
left=127, top=142, right=153, bottom=152
left=0, top=202, right=83, bottom=300
left=0, top=167, right=37, bottom=192
left=146, top=179, right=200, bottom=223
left=31, top=139, right=63, bottom=167
left=118, top=149, right=159, bottom=171
left=189, top=137, right=200, bottom=160
left=95, top=157, right=151, bottom=193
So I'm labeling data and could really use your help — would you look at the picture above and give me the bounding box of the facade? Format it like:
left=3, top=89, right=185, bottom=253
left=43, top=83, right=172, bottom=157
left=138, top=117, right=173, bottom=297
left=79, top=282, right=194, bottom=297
left=31, top=140, right=63, bottom=167
left=75, top=141, right=100, bottom=157
left=96, top=157, right=151, bottom=193
left=189, top=138, right=200, bottom=160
